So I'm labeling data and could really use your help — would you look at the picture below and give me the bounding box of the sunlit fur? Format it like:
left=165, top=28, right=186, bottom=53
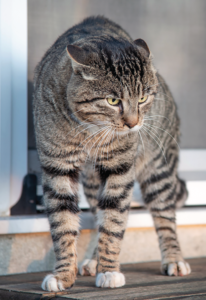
left=33, top=16, right=190, bottom=291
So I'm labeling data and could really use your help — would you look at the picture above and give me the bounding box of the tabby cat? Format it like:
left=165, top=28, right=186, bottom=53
left=33, top=16, right=191, bottom=291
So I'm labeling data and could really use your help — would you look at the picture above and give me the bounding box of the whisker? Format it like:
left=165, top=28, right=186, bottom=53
left=106, top=130, right=114, bottom=160
left=142, top=126, right=165, bottom=161
left=87, top=127, right=110, bottom=167
left=92, top=129, right=110, bottom=168
left=142, top=125, right=167, bottom=164
left=111, top=129, right=115, bottom=157
left=140, top=127, right=149, bottom=145
left=73, top=126, right=107, bottom=159
left=68, top=107, right=85, bottom=117
left=67, top=118, right=110, bottom=138
left=65, top=117, right=94, bottom=137
left=95, top=120, right=111, bottom=126
left=143, top=118, right=167, bottom=127
left=83, top=127, right=110, bottom=165
left=144, top=123, right=180, bottom=149
left=143, top=123, right=161, bottom=139
left=97, top=127, right=111, bottom=166
left=81, top=126, right=109, bottom=158
left=100, top=128, right=112, bottom=163
left=144, top=114, right=170, bottom=122
left=71, top=120, right=110, bottom=140
left=117, top=130, right=120, bottom=146
left=72, top=124, right=99, bottom=139
left=138, top=130, right=145, bottom=158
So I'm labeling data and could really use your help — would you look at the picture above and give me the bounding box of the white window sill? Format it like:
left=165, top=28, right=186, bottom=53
left=0, top=207, right=205, bottom=235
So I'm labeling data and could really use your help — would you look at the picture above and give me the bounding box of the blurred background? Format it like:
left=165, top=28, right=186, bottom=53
left=0, top=0, right=205, bottom=275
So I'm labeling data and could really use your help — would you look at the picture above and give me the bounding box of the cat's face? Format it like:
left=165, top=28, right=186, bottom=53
left=67, top=40, right=158, bottom=135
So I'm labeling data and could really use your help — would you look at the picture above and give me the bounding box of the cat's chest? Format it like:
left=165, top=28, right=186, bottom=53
left=84, top=131, right=138, bottom=165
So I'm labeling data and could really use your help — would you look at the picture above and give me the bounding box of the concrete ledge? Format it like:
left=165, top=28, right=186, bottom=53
left=0, top=207, right=206, bottom=234
left=0, top=225, right=205, bottom=275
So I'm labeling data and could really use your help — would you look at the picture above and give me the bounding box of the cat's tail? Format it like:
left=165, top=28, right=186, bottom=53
left=175, top=177, right=188, bottom=208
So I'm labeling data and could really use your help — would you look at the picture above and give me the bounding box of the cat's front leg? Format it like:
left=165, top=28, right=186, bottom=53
left=95, top=163, right=135, bottom=288
left=41, top=167, right=81, bottom=292
left=79, top=165, right=99, bottom=276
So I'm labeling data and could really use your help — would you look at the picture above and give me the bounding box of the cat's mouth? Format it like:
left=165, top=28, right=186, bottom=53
left=84, top=121, right=142, bottom=136
left=117, top=124, right=142, bottom=135
left=130, top=124, right=142, bottom=132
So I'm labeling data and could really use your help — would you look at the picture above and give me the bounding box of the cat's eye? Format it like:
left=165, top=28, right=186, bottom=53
left=138, top=95, right=148, bottom=103
left=107, top=98, right=120, bottom=106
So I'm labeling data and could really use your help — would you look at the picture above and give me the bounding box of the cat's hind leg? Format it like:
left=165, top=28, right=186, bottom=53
left=175, top=176, right=188, bottom=208
left=140, top=153, right=191, bottom=276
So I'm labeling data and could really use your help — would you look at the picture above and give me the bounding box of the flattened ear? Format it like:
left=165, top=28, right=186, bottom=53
left=133, top=39, right=150, bottom=58
left=67, top=45, right=90, bottom=67
left=67, top=45, right=97, bottom=80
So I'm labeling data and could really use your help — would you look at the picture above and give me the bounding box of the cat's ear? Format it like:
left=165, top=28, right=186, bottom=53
left=133, top=39, right=150, bottom=58
left=67, top=45, right=96, bottom=80
left=67, top=45, right=90, bottom=67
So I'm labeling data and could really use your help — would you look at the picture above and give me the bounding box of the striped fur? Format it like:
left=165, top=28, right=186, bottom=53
left=33, top=16, right=190, bottom=291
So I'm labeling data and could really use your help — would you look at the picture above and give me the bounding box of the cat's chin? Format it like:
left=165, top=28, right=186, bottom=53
left=130, top=124, right=142, bottom=132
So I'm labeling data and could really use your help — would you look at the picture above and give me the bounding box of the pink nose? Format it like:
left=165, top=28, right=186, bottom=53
left=124, top=122, right=137, bottom=128
left=124, top=116, right=138, bottom=128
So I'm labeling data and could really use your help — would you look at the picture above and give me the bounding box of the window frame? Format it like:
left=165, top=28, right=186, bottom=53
left=0, top=0, right=28, bottom=215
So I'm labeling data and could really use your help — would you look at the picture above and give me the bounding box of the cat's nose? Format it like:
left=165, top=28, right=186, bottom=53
left=124, top=122, right=137, bottom=129
left=124, top=116, right=138, bottom=128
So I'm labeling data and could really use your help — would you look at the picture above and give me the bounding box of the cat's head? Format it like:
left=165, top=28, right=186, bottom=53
left=66, top=37, right=158, bottom=134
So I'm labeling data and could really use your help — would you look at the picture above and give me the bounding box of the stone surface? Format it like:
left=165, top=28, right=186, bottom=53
left=0, top=225, right=205, bottom=275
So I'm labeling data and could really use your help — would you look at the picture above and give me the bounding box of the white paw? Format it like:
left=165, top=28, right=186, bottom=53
left=96, top=272, right=125, bottom=288
left=79, top=259, right=97, bottom=276
left=162, top=261, right=191, bottom=276
left=41, top=274, right=65, bottom=292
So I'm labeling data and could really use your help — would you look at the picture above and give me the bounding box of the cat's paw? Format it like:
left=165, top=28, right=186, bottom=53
left=79, top=259, right=97, bottom=276
left=161, top=261, right=191, bottom=276
left=96, top=272, right=125, bottom=288
left=41, top=273, right=75, bottom=292
left=41, top=274, right=65, bottom=292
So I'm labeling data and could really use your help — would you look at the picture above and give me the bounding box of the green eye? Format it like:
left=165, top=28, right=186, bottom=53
left=139, top=95, right=148, bottom=103
left=107, top=98, right=120, bottom=106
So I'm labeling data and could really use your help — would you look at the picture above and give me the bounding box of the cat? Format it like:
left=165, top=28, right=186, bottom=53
left=33, top=16, right=191, bottom=292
